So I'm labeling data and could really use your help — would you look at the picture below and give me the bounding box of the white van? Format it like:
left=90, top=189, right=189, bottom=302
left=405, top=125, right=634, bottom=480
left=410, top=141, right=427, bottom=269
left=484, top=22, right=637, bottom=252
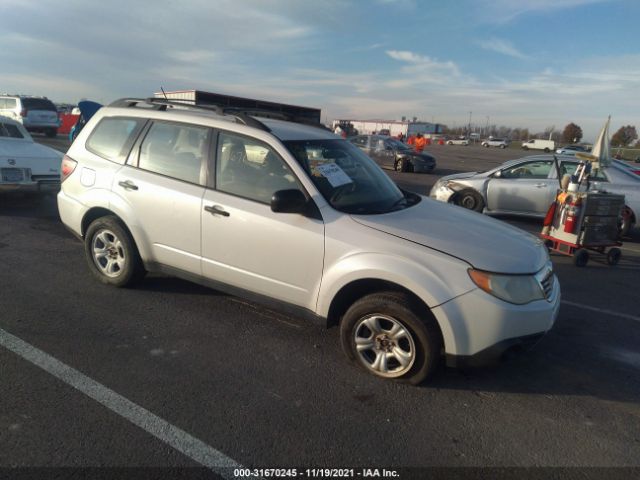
left=522, top=139, right=555, bottom=152
left=0, top=95, right=60, bottom=137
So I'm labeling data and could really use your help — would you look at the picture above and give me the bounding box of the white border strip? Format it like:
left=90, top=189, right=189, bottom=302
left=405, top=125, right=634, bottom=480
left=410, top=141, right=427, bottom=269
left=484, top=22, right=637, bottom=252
left=562, top=300, right=640, bottom=323
left=0, top=328, right=241, bottom=477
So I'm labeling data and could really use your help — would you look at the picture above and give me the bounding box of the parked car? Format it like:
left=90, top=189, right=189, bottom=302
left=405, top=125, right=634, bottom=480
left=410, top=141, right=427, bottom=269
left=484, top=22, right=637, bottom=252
left=447, top=137, right=469, bottom=146
left=0, top=95, right=60, bottom=137
left=0, top=116, right=62, bottom=193
left=522, top=139, right=555, bottom=152
left=58, top=98, right=559, bottom=384
left=349, top=134, right=436, bottom=172
left=481, top=138, right=509, bottom=148
left=429, top=154, right=639, bottom=234
left=556, top=145, right=590, bottom=155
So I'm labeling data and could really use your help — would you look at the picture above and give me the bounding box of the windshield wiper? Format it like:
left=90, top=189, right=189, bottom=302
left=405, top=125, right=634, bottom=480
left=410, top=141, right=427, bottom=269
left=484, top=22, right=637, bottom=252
left=387, top=195, right=408, bottom=212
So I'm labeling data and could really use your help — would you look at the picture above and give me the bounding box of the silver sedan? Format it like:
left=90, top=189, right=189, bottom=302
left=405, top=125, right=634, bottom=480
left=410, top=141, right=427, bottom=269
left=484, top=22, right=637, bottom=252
left=429, top=155, right=639, bottom=233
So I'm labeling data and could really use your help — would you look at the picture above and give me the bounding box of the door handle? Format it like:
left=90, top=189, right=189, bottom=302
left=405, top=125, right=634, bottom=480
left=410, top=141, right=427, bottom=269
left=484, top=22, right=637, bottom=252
left=118, top=180, right=138, bottom=191
left=204, top=205, right=230, bottom=217
left=535, top=183, right=547, bottom=188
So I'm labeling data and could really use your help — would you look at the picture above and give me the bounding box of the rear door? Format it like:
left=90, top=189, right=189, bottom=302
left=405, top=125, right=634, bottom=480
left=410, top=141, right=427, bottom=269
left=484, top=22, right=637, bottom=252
left=486, top=160, right=555, bottom=215
left=113, top=120, right=209, bottom=274
left=201, top=130, right=324, bottom=307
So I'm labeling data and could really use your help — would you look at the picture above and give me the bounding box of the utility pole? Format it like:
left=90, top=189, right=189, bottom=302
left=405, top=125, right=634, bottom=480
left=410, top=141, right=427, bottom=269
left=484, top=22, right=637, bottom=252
left=468, top=111, right=472, bottom=136
left=485, top=116, right=490, bottom=137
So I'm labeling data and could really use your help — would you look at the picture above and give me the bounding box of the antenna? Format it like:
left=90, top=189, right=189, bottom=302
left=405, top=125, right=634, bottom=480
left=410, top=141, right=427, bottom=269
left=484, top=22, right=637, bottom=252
left=160, top=87, right=168, bottom=100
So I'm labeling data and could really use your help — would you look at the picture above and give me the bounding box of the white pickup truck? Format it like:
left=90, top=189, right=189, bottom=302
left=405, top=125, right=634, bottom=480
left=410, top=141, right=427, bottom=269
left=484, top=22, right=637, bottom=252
left=522, top=139, right=555, bottom=152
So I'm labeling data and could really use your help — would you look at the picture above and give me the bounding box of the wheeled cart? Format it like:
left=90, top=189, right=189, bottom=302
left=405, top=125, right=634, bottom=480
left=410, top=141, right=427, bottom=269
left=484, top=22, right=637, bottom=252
left=540, top=191, right=625, bottom=267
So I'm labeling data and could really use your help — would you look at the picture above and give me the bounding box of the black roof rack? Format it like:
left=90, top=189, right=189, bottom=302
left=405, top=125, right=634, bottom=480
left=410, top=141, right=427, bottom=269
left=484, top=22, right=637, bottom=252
left=107, top=97, right=271, bottom=132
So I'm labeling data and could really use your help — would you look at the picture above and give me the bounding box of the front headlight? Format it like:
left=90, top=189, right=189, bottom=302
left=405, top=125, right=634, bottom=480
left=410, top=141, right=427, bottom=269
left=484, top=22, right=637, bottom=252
left=468, top=269, right=544, bottom=305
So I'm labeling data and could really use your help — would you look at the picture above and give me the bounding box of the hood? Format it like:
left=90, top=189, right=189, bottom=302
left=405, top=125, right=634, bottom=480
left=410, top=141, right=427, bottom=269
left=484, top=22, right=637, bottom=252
left=440, top=171, right=479, bottom=181
left=0, top=140, right=62, bottom=174
left=351, top=197, right=548, bottom=274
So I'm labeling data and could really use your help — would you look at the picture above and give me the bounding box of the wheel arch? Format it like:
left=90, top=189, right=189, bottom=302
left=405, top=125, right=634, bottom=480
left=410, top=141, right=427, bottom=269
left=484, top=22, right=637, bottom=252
left=81, top=207, right=148, bottom=261
left=326, top=278, right=444, bottom=347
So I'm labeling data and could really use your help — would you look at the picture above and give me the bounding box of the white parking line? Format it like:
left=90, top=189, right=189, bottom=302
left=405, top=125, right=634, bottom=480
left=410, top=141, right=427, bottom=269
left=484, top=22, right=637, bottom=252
left=0, top=328, right=241, bottom=477
left=562, top=301, right=640, bottom=323
left=621, top=245, right=640, bottom=254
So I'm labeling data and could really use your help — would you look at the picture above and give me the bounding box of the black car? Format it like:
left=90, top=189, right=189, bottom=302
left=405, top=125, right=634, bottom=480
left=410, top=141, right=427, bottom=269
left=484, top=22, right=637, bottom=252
left=349, top=135, right=436, bottom=173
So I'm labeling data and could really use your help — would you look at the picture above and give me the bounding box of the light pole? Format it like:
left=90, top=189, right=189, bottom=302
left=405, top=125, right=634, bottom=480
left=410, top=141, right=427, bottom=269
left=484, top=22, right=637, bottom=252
left=468, top=111, right=472, bottom=136
left=485, top=116, right=490, bottom=137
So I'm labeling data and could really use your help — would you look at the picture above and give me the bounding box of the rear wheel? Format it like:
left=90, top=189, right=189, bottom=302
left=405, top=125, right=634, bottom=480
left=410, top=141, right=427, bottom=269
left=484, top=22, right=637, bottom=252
left=544, top=147, right=550, bottom=153
left=500, top=144, right=506, bottom=149
left=340, top=292, right=441, bottom=384
left=573, top=248, right=589, bottom=267
left=606, top=248, right=621, bottom=266
left=456, top=188, right=485, bottom=212
left=85, top=216, right=145, bottom=287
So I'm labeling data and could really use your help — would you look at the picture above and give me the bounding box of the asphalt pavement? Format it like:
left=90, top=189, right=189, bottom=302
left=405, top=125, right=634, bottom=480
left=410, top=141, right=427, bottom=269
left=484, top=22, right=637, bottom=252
left=1, top=137, right=639, bottom=478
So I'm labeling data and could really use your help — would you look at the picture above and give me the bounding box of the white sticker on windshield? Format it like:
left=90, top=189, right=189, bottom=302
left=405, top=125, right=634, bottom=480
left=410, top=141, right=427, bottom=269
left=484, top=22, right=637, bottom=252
left=315, top=162, right=353, bottom=187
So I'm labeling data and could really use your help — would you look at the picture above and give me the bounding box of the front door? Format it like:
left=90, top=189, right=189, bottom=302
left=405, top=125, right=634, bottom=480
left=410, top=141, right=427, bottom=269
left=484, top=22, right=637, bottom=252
left=201, top=130, right=324, bottom=308
left=486, top=160, right=555, bottom=215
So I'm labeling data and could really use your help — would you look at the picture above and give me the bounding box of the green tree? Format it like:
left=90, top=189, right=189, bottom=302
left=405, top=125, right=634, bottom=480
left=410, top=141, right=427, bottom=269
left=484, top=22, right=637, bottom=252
left=562, top=123, right=583, bottom=143
left=611, top=125, right=638, bottom=146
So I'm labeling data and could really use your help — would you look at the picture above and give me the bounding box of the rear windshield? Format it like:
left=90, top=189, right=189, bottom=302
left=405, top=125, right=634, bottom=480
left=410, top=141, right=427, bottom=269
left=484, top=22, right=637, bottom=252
left=21, top=98, right=57, bottom=111
left=0, top=122, right=25, bottom=138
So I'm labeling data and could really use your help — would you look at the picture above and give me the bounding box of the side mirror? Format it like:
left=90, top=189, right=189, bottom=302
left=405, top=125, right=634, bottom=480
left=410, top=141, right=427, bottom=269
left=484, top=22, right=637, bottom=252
left=494, top=170, right=502, bottom=178
left=271, top=189, right=307, bottom=214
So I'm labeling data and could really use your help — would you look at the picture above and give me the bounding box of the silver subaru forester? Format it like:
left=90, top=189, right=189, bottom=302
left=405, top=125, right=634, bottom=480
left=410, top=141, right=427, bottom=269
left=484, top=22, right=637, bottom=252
left=58, top=98, right=560, bottom=384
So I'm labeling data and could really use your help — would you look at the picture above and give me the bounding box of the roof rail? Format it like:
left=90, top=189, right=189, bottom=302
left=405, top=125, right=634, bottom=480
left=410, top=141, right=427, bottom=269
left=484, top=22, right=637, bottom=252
left=108, top=97, right=271, bottom=132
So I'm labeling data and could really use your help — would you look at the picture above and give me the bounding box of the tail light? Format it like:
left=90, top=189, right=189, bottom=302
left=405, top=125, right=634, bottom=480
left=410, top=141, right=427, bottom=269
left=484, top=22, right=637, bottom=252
left=20, top=109, right=27, bottom=117
left=61, top=155, right=77, bottom=182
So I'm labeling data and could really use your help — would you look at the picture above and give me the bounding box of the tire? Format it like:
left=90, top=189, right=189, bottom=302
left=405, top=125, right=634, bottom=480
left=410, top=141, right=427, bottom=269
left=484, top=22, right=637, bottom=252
left=484, top=144, right=489, bottom=148
left=606, top=248, right=621, bottom=266
left=340, top=291, right=441, bottom=385
left=395, top=158, right=407, bottom=172
left=619, top=207, right=634, bottom=238
left=447, top=141, right=453, bottom=145
left=45, top=128, right=57, bottom=138
left=573, top=248, right=589, bottom=267
left=84, top=215, right=145, bottom=287
left=523, top=146, right=529, bottom=151
left=500, top=144, right=506, bottom=149
left=544, top=148, right=550, bottom=153
left=456, top=188, right=485, bottom=212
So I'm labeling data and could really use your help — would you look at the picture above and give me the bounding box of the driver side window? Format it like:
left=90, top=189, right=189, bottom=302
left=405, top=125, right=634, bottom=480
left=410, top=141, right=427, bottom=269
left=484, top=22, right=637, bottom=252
left=216, top=132, right=299, bottom=204
left=501, top=161, right=552, bottom=179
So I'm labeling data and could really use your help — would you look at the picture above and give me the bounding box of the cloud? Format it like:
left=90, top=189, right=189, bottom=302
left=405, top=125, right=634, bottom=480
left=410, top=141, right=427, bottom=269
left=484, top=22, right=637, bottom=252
left=386, top=50, right=461, bottom=78
left=476, top=0, right=611, bottom=23
left=477, top=38, right=528, bottom=59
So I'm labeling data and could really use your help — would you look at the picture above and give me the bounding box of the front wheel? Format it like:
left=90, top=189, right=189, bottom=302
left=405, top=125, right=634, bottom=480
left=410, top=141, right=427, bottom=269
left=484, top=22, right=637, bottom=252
left=395, top=158, right=408, bottom=172
left=85, top=216, right=145, bottom=287
left=500, top=144, right=506, bottom=149
left=523, top=146, right=529, bottom=150
left=340, top=292, right=441, bottom=384
left=456, top=188, right=485, bottom=212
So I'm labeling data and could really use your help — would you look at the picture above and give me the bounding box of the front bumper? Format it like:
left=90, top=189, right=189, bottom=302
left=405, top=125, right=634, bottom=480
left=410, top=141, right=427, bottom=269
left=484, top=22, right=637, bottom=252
left=432, top=274, right=561, bottom=367
left=412, top=163, right=436, bottom=173
left=429, top=183, right=455, bottom=202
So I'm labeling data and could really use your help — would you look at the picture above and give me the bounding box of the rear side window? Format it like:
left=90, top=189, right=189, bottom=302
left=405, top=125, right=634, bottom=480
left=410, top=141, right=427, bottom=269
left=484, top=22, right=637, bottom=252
left=138, top=122, right=208, bottom=185
left=86, top=117, right=145, bottom=164
left=0, top=98, right=17, bottom=109
left=21, top=98, right=57, bottom=111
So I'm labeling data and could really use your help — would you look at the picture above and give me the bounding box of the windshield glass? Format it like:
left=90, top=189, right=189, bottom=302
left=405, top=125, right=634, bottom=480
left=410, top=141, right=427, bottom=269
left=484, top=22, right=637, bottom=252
left=386, top=138, right=410, bottom=150
left=284, top=139, right=414, bottom=214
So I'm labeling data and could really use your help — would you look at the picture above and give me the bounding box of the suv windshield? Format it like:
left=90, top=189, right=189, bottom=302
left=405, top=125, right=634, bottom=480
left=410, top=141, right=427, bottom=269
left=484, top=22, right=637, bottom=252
left=284, top=139, right=417, bottom=214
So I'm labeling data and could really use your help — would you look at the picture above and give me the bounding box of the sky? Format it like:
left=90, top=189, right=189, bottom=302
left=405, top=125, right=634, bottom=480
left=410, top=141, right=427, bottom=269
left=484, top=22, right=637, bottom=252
left=1, top=0, right=639, bottom=141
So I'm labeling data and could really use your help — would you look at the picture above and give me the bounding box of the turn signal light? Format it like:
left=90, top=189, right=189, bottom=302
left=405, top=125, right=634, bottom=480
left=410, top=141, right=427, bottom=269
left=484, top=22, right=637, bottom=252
left=61, top=155, right=77, bottom=182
